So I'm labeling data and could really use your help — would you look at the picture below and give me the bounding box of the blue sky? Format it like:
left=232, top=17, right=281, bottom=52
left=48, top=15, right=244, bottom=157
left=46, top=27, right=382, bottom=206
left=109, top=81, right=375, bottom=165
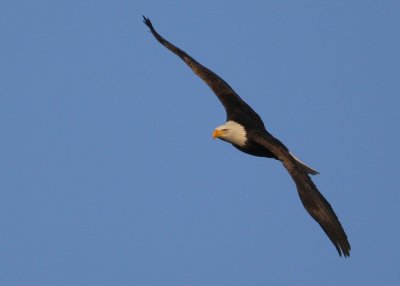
left=1, top=0, right=399, bottom=285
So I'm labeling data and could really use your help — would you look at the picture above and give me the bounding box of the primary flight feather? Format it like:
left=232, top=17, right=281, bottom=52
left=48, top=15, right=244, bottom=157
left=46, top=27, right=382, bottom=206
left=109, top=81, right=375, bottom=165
left=143, top=16, right=350, bottom=257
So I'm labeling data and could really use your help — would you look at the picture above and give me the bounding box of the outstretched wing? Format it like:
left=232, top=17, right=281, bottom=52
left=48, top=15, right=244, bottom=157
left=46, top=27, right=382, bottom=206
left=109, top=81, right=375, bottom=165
left=143, top=16, right=263, bottom=126
left=250, top=129, right=351, bottom=257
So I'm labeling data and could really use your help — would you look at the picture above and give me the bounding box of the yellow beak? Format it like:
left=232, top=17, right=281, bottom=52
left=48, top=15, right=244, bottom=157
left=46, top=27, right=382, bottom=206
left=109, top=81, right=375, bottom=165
left=212, top=129, right=224, bottom=139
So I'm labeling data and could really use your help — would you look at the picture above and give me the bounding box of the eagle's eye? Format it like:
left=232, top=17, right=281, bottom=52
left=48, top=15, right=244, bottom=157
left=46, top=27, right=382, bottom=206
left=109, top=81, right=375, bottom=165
left=222, top=128, right=228, bottom=133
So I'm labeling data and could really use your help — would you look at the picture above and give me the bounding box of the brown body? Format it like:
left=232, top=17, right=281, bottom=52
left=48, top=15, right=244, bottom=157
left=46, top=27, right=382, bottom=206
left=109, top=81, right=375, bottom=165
left=143, top=16, right=351, bottom=257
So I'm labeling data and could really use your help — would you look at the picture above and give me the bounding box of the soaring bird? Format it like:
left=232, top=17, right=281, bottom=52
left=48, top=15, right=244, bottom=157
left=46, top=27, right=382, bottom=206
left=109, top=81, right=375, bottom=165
left=143, top=16, right=350, bottom=257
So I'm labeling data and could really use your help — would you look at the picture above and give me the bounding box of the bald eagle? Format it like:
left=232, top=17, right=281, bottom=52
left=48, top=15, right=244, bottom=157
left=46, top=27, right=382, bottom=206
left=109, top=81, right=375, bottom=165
left=143, top=16, right=350, bottom=257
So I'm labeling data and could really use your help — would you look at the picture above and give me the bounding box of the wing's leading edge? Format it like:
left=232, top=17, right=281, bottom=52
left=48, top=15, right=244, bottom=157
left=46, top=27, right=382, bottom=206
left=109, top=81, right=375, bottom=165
left=143, top=16, right=263, bottom=126
left=251, top=130, right=351, bottom=257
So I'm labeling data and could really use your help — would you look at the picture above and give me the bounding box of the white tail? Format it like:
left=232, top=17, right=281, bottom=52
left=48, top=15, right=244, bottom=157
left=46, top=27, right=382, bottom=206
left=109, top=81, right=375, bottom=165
left=290, top=152, right=319, bottom=175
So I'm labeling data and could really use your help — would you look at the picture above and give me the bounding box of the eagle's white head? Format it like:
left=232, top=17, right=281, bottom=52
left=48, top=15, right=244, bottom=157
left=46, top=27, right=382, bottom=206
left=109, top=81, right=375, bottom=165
left=212, top=120, right=247, bottom=147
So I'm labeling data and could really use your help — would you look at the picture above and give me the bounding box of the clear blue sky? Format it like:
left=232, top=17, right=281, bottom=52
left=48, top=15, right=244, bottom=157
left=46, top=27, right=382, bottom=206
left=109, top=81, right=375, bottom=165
left=1, top=0, right=399, bottom=285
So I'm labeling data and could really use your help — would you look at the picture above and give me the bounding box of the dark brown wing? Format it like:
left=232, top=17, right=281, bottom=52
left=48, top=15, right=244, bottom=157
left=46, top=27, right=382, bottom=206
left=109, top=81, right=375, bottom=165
left=250, top=129, right=351, bottom=257
left=143, top=16, right=263, bottom=126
